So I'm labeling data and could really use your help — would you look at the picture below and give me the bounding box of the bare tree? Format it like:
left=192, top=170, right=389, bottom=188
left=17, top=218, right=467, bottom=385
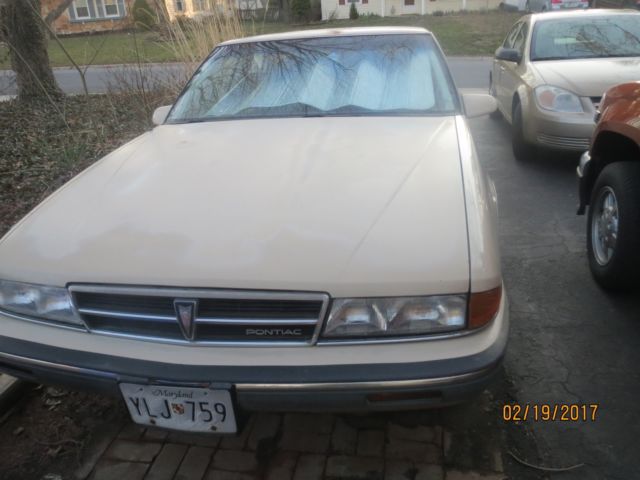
left=0, top=0, right=62, bottom=100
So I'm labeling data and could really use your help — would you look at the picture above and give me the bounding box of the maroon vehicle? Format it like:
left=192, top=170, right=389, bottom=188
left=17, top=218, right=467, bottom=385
left=577, top=82, right=640, bottom=290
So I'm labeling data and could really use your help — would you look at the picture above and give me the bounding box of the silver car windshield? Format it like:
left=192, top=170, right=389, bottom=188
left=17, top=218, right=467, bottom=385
left=531, top=15, right=640, bottom=61
left=167, top=34, right=459, bottom=123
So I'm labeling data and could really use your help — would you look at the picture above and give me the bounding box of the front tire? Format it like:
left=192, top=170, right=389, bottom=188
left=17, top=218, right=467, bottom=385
left=511, top=101, right=535, bottom=161
left=587, top=162, right=640, bottom=291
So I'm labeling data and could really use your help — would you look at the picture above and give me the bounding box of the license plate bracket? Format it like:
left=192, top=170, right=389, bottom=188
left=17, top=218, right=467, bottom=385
left=119, top=383, right=237, bottom=433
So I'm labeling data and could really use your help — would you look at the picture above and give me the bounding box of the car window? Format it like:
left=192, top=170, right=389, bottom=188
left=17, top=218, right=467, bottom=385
left=503, top=23, right=522, bottom=49
left=531, top=15, right=640, bottom=61
left=512, top=22, right=528, bottom=55
left=167, top=34, right=460, bottom=123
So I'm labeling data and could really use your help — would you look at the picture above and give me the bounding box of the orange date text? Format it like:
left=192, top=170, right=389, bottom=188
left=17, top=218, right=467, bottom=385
left=502, top=403, right=599, bottom=422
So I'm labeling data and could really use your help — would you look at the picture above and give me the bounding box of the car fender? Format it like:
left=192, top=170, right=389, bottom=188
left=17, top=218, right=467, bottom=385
left=455, top=116, right=502, bottom=293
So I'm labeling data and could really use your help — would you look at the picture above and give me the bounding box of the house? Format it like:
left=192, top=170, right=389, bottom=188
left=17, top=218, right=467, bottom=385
left=41, top=0, right=136, bottom=35
left=321, top=0, right=501, bottom=20
left=164, top=0, right=265, bottom=20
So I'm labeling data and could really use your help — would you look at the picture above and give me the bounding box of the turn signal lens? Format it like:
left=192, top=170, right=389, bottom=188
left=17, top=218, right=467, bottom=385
left=469, top=286, right=502, bottom=329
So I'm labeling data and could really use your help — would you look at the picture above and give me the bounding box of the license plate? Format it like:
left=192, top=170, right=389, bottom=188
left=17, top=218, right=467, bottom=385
left=119, top=383, right=237, bottom=433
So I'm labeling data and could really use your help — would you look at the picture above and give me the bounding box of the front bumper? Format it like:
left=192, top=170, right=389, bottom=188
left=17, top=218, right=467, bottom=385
left=524, top=99, right=595, bottom=152
left=0, top=338, right=504, bottom=411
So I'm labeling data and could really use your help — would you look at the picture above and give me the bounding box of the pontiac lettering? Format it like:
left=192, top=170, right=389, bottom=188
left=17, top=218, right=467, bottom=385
left=246, top=328, right=303, bottom=336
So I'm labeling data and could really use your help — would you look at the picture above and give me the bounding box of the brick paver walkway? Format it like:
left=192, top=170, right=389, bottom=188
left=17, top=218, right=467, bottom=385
left=76, top=413, right=506, bottom=480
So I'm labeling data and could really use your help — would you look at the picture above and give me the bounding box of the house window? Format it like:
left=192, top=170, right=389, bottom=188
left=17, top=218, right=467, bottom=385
left=404, top=0, right=415, bottom=5
left=175, top=0, right=184, bottom=11
left=103, top=0, right=120, bottom=17
left=74, top=0, right=91, bottom=19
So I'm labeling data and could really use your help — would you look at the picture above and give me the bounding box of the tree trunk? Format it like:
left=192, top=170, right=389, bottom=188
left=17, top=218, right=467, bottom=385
left=2, top=0, right=62, bottom=101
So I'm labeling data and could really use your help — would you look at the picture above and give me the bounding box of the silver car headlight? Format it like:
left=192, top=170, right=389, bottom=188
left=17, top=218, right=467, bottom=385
left=322, top=295, right=467, bottom=338
left=534, top=85, right=584, bottom=113
left=0, top=279, right=83, bottom=326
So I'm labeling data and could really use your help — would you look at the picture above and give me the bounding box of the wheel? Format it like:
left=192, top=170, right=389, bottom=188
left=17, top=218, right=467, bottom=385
left=511, top=101, right=535, bottom=161
left=489, top=74, right=502, bottom=120
left=587, top=162, right=640, bottom=291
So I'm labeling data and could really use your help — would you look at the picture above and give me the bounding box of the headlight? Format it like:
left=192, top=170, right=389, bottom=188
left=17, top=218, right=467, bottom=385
left=534, top=85, right=584, bottom=113
left=0, top=279, right=83, bottom=326
left=323, top=295, right=467, bottom=338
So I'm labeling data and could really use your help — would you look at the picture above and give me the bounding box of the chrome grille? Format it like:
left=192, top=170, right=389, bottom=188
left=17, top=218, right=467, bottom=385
left=70, top=285, right=329, bottom=346
left=537, top=133, right=590, bottom=150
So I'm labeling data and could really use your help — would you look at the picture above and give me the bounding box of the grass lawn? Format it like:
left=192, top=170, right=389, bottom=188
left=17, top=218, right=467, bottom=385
left=0, top=11, right=521, bottom=69
left=0, top=31, right=176, bottom=68
left=252, top=11, right=522, bottom=56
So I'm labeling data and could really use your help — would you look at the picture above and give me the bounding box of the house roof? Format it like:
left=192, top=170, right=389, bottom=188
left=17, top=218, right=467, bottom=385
left=219, top=26, right=432, bottom=46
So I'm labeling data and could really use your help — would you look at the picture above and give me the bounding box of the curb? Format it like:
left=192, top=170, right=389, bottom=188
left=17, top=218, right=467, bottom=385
left=0, top=374, right=27, bottom=414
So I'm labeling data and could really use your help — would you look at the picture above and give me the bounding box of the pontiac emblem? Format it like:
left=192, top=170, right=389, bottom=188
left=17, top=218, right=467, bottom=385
left=174, top=299, right=198, bottom=341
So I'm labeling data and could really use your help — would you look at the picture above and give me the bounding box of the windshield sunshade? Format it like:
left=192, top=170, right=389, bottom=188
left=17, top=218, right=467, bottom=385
left=167, top=34, right=459, bottom=122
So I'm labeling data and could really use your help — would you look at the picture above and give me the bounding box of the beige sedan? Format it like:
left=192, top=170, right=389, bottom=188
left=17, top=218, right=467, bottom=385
left=490, top=9, right=640, bottom=160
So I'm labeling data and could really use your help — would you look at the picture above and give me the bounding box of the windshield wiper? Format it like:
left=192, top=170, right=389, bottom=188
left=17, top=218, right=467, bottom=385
left=234, top=102, right=326, bottom=117
left=310, top=105, right=435, bottom=116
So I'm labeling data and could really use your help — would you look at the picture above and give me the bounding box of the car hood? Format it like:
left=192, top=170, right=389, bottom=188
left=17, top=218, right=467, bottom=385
left=531, top=57, right=640, bottom=97
left=0, top=116, right=469, bottom=297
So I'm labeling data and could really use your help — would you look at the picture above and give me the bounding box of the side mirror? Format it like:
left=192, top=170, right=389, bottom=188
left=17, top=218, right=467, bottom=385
left=462, top=93, right=497, bottom=118
left=152, top=105, right=172, bottom=125
left=495, top=47, right=521, bottom=63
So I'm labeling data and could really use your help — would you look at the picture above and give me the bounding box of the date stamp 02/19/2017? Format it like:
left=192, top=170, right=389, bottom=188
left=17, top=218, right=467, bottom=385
left=502, top=404, right=599, bottom=422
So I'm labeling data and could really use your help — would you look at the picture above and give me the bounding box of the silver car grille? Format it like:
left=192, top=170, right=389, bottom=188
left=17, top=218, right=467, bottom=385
left=70, top=285, right=329, bottom=346
left=537, top=133, right=590, bottom=150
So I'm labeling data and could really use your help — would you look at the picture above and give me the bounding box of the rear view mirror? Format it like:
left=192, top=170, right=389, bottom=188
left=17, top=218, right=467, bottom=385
left=462, top=93, right=497, bottom=118
left=495, top=47, right=521, bottom=63
left=152, top=105, right=172, bottom=125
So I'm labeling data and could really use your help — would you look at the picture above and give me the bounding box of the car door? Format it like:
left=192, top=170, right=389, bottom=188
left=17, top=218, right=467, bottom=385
left=498, top=21, right=529, bottom=122
left=493, top=22, right=523, bottom=113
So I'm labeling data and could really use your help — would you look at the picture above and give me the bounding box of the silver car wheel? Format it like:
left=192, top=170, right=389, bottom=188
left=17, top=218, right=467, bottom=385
left=592, top=186, right=619, bottom=266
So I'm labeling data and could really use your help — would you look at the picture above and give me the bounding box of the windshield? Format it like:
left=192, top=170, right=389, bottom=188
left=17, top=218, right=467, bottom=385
left=531, top=15, right=640, bottom=61
left=167, top=34, right=459, bottom=123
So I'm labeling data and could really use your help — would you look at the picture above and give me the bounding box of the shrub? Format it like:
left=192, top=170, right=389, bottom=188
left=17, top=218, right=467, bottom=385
left=132, top=0, right=156, bottom=30
left=291, top=0, right=311, bottom=22
left=349, top=2, right=359, bottom=19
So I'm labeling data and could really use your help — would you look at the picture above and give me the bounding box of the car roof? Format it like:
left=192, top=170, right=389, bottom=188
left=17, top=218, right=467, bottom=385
left=219, top=26, right=431, bottom=46
left=528, top=8, right=640, bottom=24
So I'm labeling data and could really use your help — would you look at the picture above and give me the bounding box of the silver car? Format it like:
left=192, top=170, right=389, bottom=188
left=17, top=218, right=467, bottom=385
left=490, top=9, right=640, bottom=160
